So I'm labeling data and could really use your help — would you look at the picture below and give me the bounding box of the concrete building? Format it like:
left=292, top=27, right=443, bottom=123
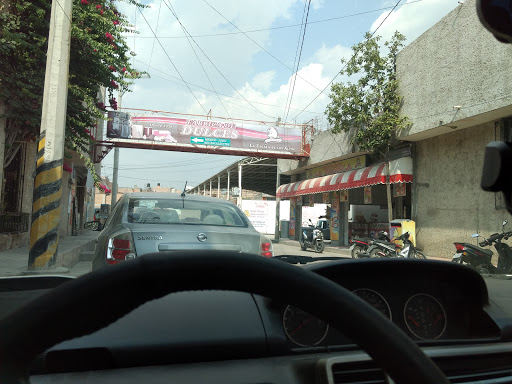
left=396, top=0, right=512, bottom=258
left=276, top=0, right=512, bottom=257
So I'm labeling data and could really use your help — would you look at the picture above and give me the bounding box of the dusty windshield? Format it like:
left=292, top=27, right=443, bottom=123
left=0, top=0, right=511, bottom=279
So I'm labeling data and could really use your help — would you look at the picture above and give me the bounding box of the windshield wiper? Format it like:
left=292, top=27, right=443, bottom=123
left=273, top=255, right=344, bottom=265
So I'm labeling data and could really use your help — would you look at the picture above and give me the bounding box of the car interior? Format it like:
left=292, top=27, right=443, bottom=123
left=0, top=252, right=511, bottom=383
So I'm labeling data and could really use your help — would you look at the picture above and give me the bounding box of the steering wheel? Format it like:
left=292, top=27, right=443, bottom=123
left=0, top=251, right=449, bottom=383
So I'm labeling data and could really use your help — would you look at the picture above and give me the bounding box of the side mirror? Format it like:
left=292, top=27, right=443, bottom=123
left=504, top=220, right=508, bottom=227
left=84, top=221, right=102, bottom=231
left=471, top=233, right=480, bottom=238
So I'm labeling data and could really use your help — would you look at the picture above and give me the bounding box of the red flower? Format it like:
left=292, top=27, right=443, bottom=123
left=80, top=0, right=89, bottom=4
left=113, top=20, right=119, bottom=25
left=110, top=80, right=118, bottom=88
left=100, top=10, right=104, bottom=15
left=96, top=4, right=101, bottom=9
left=97, top=102, right=105, bottom=109
left=109, top=65, right=116, bottom=72
left=93, top=49, right=97, bottom=52
left=121, top=67, right=127, bottom=73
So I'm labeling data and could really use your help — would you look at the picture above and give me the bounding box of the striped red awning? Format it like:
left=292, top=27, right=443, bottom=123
left=276, top=157, right=413, bottom=199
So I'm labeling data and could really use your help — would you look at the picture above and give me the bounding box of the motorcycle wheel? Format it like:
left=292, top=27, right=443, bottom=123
left=351, top=245, right=364, bottom=258
left=412, top=250, right=427, bottom=259
left=315, top=241, right=325, bottom=253
left=476, top=264, right=491, bottom=274
left=370, top=248, right=384, bottom=258
left=299, top=239, right=307, bottom=251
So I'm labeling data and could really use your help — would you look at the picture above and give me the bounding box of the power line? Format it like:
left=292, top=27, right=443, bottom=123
left=202, top=0, right=323, bottom=93
left=290, top=0, right=405, bottom=122
left=147, top=0, right=163, bottom=71
left=130, top=1, right=424, bottom=40
left=163, top=0, right=232, bottom=120
left=132, top=58, right=324, bottom=114
left=284, top=0, right=311, bottom=125
left=146, top=2, right=275, bottom=120
left=283, top=0, right=308, bottom=122
left=136, top=5, right=208, bottom=114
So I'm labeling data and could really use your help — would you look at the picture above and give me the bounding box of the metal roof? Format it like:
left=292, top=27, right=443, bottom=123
left=190, top=157, right=291, bottom=197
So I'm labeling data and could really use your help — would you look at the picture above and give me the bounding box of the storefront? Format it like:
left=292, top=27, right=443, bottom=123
left=276, top=157, right=413, bottom=245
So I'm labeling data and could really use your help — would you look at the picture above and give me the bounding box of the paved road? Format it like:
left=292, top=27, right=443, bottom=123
left=273, top=241, right=350, bottom=258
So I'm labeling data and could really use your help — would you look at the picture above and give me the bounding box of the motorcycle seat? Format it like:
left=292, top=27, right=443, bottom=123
left=465, top=243, right=494, bottom=256
left=372, top=239, right=398, bottom=247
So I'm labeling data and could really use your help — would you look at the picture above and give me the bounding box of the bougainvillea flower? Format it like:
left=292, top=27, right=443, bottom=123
left=109, top=65, right=116, bottom=72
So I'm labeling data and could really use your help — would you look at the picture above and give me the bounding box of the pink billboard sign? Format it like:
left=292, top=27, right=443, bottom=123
left=106, top=113, right=303, bottom=156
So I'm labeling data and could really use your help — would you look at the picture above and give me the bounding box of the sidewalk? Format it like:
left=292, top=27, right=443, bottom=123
left=0, top=231, right=98, bottom=277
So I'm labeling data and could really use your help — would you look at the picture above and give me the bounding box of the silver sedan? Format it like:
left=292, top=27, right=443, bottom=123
left=86, top=192, right=273, bottom=270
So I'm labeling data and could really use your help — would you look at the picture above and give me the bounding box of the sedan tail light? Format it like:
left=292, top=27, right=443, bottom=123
left=106, top=233, right=136, bottom=264
left=260, top=240, right=273, bottom=258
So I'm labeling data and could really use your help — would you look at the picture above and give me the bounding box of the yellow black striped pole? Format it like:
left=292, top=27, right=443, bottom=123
left=28, top=0, right=72, bottom=269
left=29, top=132, right=63, bottom=268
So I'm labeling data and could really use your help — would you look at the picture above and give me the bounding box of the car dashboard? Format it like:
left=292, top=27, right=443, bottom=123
left=1, top=258, right=512, bottom=383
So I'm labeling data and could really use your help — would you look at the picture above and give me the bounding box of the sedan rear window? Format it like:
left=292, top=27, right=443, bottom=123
left=127, top=198, right=248, bottom=227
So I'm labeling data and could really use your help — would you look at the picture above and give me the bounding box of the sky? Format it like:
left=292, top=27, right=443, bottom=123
left=101, top=0, right=461, bottom=190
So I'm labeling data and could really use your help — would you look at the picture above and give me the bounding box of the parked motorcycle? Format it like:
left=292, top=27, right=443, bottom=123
left=395, top=232, right=426, bottom=259
left=452, top=220, right=512, bottom=274
left=349, top=231, right=390, bottom=258
left=363, top=231, right=426, bottom=259
left=300, top=219, right=325, bottom=253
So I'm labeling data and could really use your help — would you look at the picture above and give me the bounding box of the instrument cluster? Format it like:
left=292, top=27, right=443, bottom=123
left=282, top=288, right=449, bottom=347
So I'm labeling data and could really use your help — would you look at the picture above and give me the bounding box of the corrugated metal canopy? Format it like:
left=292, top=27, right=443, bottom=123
left=191, top=157, right=291, bottom=197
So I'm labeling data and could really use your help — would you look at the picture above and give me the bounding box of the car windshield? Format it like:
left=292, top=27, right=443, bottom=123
left=3, top=1, right=512, bottom=381
left=127, top=198, right=248, bottom=227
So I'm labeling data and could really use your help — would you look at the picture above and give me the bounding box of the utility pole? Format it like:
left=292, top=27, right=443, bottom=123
left=29, top=0, right=73, bottom=269
left=110, top=91, right=123, bottom=205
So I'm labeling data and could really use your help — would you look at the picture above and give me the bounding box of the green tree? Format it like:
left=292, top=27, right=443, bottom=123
left=325, top=31, right=408, bottom=155
left=0, top=0, right=145, bottom=189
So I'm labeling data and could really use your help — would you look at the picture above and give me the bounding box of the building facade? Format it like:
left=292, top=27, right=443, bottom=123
left=277, top=0, right=512, bottom=257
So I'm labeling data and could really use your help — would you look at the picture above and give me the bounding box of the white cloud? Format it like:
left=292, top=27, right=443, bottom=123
left=370, top=0, right=460, bottom=45
left=251, top=70, right=276, bottom=92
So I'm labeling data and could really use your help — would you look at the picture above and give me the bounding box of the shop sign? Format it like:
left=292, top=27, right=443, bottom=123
left=323, top=193, right=330, bottom=203
left=289, top=198, right=296, bottom=236
left=394, top=183, right=406, bottom=197
left=332, top=192, right=339, bottom=209
left=364, top=187, right=372, bottom=204
left=340, top=190, right=348, bottom=202
left=330, top=192, right=339, bottom=241
left=306, top=155, right=366, bottom=179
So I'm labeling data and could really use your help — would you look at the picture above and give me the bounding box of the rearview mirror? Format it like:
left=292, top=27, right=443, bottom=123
left=84, top=221, right=102, bottom=231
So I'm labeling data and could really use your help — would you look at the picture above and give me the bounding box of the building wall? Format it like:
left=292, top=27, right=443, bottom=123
left=397, top=0, right=512, bottom=141
left=278, top=129, right=366, bottom=175
left=414, top=122, right=508, bottom=258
